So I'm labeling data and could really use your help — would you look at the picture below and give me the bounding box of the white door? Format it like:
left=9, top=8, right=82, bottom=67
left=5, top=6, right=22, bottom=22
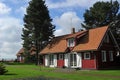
left=49, top=54, right=54, bottom=67
left=64, top=54, right=68, bottom=67
left=45, top=55, right=49, bottom=66
left=54, top=54, right=57, bottom=67
left=77, top=53, right=82, bottom=68
left=70, top=52, right=82, bottom=68
left=70, top=53, right=77, bottom=68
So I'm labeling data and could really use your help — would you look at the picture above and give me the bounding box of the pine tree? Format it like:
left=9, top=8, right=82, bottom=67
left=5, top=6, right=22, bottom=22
left=82, top=0, right=119, bottom=29
left=0, top=63, right=8, bottom=75
left=82, top=0, right=120, bottom=47
left=22, top=0, right=55, bottom=64
left=109, top=13, right=120, bottom=47
left=22, top=28, right=32, bottom=63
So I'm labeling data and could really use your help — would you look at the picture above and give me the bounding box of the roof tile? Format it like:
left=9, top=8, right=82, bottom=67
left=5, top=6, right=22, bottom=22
left=40, top=26, right=109, bottom=54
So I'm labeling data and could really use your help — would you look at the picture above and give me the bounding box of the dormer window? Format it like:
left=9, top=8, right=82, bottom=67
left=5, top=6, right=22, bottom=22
left=104, top=34, right=109, bottom=43
left=67, top=38, right=75, bottom=47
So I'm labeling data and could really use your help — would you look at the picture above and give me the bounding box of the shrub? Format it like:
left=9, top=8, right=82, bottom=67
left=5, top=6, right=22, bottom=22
left=0, top=63, right=8, bottom=75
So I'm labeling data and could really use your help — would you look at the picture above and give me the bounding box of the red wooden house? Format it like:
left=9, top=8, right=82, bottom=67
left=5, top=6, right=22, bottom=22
left=16, top=48, right=25, bottom=63
left=40, top=26, right=120, bottom=69
left=16, top=46, right=36, bottom=63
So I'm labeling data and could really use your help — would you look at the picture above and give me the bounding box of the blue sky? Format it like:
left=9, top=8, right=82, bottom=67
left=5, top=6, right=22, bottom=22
left=0, top=0, right=119, bottom=59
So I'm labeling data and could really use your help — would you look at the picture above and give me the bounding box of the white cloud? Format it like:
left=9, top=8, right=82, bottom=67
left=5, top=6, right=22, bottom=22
left=15, top=6, right=27, bottom=16
left=0, top=2, right=11, bottom=15
left=0, top=17, right=22, bottom=59
left=46, top=0, right=119, bottom=9
left=54, top=11, right=82, bottom=36
left=1, top=0, right=30, bottom=4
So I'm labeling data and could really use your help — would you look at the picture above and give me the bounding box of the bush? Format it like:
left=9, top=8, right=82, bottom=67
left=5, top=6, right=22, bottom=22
left=0, top=63, right=8, bottom=75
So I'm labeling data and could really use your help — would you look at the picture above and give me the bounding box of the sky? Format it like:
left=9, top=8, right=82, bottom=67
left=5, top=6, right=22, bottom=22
left=0, top=0, right=119, bottom=60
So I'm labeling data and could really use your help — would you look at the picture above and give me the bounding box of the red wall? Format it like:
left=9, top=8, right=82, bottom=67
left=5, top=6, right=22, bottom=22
left=82, top=34, right=119, bottom=69
left=82, top=53, right=97, bottom=69
left=57, top=60, right=64, bottom=68
left=57, top=54, right=64, bottom=68
left=96, top=39, right=118, bottom=69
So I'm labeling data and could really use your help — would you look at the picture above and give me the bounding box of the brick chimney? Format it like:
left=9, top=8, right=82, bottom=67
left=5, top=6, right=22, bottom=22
left=71, top=28, right=75, bottom=34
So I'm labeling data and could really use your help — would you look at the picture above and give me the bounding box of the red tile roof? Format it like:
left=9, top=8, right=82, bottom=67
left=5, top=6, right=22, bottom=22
left=40, top=26, right=108, bottom=54
left=16, top=48, right=24, bottom=56
left=16, top=46, right=37, bottom=56
left=73, top=26, right=108, bottom=52
left=40, top=31, right=86, bottom=54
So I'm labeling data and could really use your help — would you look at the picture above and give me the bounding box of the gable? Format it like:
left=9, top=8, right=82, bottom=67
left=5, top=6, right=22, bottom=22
left=73, top=26, right=108, bottom=52
left=99, top=29, right=120, bottom=51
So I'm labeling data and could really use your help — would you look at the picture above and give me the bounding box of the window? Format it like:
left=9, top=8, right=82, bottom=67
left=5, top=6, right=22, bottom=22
left=70, top=54, right=77, bottom=66
left=109, top=51, right=113, bottom=61
left=84, top=52, right=91, bottom=59
left=101, top=51, right=106, bottom=62
left=104, top=34, right=109, bottom=43
left=67, top=38, right=75, bottom=47
left=59, top=54, right=63, bottom=60
left=49, top=55, right=54, bottom=65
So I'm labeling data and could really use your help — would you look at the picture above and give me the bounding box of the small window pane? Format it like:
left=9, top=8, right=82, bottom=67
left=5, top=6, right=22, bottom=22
left=84, top=52, right=90, bottom=59
left=70, top=54, right=77, bottom=66
left=49, top=55, right=54, bottom=65
left=109, top=51, right=113, bottom=61
left=101, top=51, right=106, bottom=62
left=67, top=38, right=75, bottom=47
left=59, top=54, right=63, bottom=60
left=104, top=35, right=109, bottom=43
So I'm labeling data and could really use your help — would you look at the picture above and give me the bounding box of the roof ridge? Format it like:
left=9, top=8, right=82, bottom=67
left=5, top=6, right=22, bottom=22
left=54, top=30, right=86, bottom=38
left=89, top=26, right=108, bottom=30
left=55, top=26, right=108, bottom=38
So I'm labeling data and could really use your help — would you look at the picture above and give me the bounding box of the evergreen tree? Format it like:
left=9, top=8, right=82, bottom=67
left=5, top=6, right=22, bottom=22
left=82, top=0, right=120, bottom=47
left=0, top=63, right=8, bottom=75
left=22, top=28, right=32, bottom=63
left=22, top=0, right=55, bottom=64
left=82, top=0, right=119, bottom=29
left=109, top=13, right=120, bottom=47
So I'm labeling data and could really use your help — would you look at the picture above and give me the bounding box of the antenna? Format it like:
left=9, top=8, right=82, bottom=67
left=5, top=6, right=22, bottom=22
left=70, top=17, right=75, bottom=34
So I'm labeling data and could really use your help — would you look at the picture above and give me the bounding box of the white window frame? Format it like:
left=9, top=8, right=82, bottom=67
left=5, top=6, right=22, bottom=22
left=67, top=38, right=75, bottom=47
left=101, top=50, right=107, bottom=62
left=109, top=51, right=113, bottom=61
left=59, top=54, right=63, bottom=60
left=84, top=52, right=91, bottom=59
left=49, top=54, right=54, bottom=65
left=70, top=53, right=77, bottom=67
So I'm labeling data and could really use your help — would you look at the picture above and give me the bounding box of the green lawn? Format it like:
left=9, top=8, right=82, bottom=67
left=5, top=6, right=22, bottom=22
left=0, top=64, right=120, bottom=80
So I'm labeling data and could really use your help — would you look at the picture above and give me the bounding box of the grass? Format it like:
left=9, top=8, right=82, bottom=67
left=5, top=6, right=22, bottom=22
left=0, top=63, right=120, bottom=80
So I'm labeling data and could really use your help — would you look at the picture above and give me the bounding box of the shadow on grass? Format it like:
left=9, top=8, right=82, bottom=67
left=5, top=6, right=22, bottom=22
left=13, top=76, right=65, bottom=80
left=4, top=73, right=17, bottom=75
left=4, top=62, right=34, bottom=65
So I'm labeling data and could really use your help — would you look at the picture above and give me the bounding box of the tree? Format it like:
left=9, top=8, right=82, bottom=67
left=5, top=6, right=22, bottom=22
left=82, top=0, right=119, bottom=29
left=22, top=28, right=32, bottom=63
left=82, top=0, right=120, bottom=47
left=0, top=63, right=8, bottom=75
left=109, top=13, right=120, bottom=47
left=22, top=0, right=55, bottom=64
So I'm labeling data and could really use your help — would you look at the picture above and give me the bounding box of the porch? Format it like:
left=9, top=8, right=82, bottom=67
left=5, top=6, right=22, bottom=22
left=44, top=52, right=82, bottom=68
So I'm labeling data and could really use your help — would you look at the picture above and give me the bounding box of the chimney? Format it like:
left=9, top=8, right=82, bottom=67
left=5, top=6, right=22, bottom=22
left=71, top=28, right=75, bottom=34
